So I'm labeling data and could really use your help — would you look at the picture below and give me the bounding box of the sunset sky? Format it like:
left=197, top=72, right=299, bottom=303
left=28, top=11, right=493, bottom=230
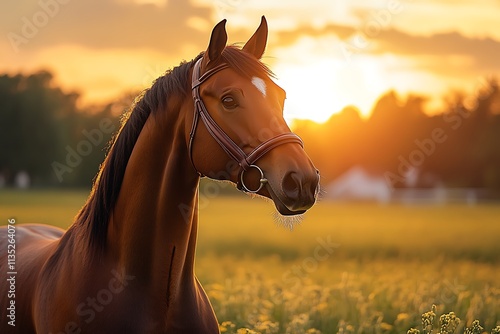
left=2, top=0, right=500, bottom=122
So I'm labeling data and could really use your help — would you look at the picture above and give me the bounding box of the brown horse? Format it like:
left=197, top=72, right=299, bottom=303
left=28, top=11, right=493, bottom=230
left=0, top=17, right=319, bottom=333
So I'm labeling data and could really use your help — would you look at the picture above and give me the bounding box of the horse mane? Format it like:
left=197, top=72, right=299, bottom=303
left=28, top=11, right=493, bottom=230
left=75, top=46, right=273, bottom=252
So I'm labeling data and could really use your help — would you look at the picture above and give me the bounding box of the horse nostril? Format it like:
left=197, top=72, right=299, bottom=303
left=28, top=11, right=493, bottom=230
left=282, top=171, right=300, bottom=199
left=309, top=180, right=318, bottom=198
left=313, top=169, right=320, bottom=195
left=280, top=170, right=318, bottom=212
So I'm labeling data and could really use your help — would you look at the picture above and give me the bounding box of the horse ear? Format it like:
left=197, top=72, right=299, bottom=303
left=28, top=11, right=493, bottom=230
left=206, top=19, right=227, bottom=65
left=242, top=16, right=268, bottom=59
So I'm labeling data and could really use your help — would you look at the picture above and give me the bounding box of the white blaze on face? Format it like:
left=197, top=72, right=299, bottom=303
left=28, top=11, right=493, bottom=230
left=251, top=77, right=267, bottom=98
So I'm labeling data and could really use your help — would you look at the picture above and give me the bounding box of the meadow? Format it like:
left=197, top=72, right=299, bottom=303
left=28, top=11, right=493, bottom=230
left=1, top=189, right=499, bottom=333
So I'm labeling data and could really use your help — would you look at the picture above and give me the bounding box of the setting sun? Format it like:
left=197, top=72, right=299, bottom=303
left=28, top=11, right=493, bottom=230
left=273, top=55, right=384, bottom=123
left=1, top=0, right=499, bottom=121
left=273, top=45, right=440, bottom=122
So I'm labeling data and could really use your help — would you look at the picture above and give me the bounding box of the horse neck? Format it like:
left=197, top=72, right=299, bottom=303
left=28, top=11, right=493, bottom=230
left=107, top=102, right=199, bottom=288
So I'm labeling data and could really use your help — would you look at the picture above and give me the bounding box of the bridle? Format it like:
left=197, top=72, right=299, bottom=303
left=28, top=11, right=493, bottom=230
left=189, top=58, right=304, bottom=193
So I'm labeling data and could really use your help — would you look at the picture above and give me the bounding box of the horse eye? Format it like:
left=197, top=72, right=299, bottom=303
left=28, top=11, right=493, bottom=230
left=221, top=96, right=238, bottom=110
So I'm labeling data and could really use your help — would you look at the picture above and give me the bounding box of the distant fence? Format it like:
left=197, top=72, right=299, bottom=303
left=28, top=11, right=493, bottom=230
left=323, top=187, right=499, bottom=204
left=390, top=188, right=497, bottom=204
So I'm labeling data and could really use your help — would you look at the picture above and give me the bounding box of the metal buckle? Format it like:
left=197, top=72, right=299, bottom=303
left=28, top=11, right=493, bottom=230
left=240, top=165, right=268, bottom=193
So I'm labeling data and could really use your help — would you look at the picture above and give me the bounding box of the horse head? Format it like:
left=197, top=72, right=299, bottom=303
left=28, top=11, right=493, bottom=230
left=188, top=17, right=320, bottom=216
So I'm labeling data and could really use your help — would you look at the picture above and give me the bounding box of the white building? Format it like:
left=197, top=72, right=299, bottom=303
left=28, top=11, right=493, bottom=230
left=326, top=166, right=391, bottom=203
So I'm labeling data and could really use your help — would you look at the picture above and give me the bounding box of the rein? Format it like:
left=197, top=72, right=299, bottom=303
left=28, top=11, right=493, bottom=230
left=189, top=58, right=304, bottom=193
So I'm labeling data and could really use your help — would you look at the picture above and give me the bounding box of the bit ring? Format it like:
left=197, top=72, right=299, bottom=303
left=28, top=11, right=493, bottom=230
left=240, top=165, right=267, bottom=193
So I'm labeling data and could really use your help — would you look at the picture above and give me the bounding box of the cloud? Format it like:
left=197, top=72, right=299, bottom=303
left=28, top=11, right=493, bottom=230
left=2, top=0, right=498, bottom=108
left=374, top=30, right=500, bottom=73
left=3, top=0, right=215, bottom=55
left=271, top=22, right=500, bottom=74
left=6, top=0, right=498, bottom=75
left=275, top=23, right=356, bottom=47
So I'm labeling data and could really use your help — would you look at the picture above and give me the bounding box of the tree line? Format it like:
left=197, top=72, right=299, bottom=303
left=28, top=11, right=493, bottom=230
left=0, top=70, right=499, bottom=191
left=294, top=79, right=500, bottom=191
left=0, top=70, right=121, bottom=187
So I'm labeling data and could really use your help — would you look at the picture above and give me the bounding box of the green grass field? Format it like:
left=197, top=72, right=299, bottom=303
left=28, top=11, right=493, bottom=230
left=1, top=189, right=499, bottom=333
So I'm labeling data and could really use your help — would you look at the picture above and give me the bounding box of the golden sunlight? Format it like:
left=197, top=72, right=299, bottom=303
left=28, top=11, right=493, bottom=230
left=272, top=38, right=403, bottom=122
left=271, top=32, right=449, bottom=122
left=2, top=0, right=497, bottom=122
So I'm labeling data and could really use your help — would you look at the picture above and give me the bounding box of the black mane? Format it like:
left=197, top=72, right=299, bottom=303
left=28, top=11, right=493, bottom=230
left=76, top=46, right=273, bottom=252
